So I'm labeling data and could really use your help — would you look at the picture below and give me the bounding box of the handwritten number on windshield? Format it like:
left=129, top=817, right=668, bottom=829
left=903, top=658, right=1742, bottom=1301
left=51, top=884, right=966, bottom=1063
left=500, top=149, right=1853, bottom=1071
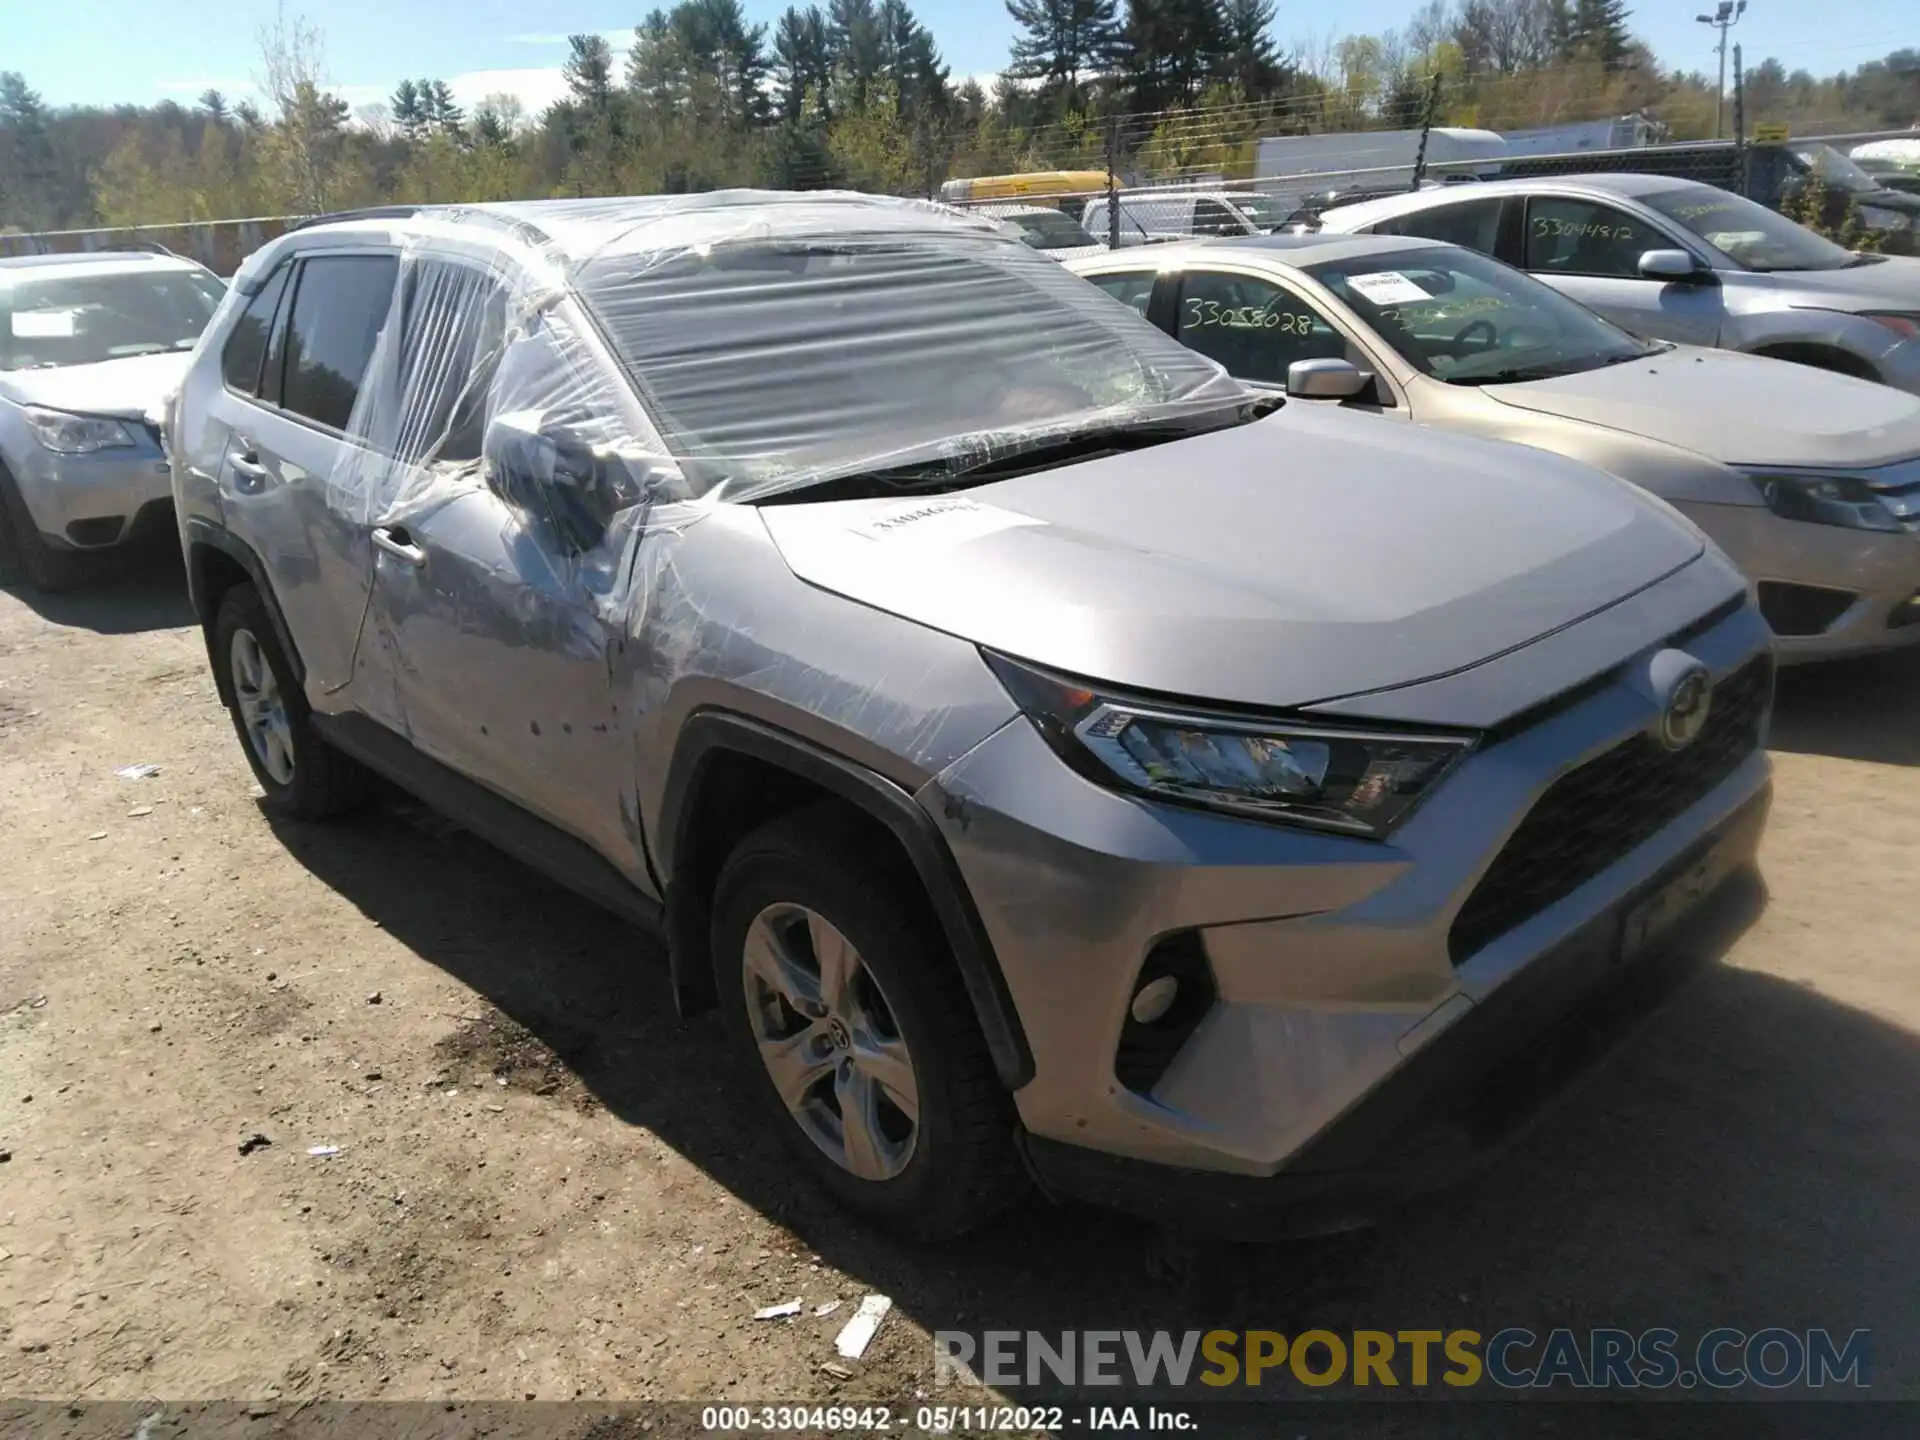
left=1183, top=297, right=1317, bottom=334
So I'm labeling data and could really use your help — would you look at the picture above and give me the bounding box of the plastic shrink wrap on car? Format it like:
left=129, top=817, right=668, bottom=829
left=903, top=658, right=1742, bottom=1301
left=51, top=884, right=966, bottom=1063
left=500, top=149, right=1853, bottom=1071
left=209, top=190, right=1245, bottom=631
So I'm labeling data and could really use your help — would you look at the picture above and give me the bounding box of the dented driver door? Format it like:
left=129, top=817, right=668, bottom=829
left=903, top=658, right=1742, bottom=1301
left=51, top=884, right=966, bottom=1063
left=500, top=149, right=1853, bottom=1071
left=363, top=263, right=633, bottom=868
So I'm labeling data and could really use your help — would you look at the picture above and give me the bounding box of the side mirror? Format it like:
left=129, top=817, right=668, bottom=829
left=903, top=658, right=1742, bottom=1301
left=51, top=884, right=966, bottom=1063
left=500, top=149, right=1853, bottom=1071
left=484, top=410, right=637, bottom=555
left=1286, top=358, right=1373, bottom=401
left=1638, top=249, right=1712, bottom=283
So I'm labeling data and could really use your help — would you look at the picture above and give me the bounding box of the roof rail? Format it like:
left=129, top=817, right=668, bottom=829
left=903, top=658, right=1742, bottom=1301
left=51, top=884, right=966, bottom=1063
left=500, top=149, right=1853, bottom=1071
left=288, top=204, right=436, bottom=232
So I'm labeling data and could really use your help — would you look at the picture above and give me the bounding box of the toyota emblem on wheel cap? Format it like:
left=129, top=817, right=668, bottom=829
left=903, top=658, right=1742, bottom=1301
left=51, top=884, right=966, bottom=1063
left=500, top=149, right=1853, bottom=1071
left=1657, top=662, right=1714, bottom=752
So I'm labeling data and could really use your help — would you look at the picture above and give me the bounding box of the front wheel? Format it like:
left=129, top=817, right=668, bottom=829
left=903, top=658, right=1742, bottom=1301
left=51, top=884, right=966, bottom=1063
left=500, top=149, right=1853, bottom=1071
left=0, top=465, right=92, bottom=592
left=711, top=806, right=1027, bottom=1240
left=212, top=583, right=369, bottom=820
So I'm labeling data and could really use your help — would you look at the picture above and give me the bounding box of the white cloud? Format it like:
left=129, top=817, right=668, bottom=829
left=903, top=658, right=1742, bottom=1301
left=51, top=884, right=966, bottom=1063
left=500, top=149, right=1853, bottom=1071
left=443, top=66, right=576, bottom=118
left=506, top=29, right=634, bottom=47
left=157, top=78, right=259, bottom=96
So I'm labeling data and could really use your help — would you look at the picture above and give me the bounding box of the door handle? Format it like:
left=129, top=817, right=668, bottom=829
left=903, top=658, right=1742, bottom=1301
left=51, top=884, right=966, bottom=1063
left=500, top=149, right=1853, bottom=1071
left=372, top=526, right=427, bottom=567
left=228, top=446, right=269, bottom=491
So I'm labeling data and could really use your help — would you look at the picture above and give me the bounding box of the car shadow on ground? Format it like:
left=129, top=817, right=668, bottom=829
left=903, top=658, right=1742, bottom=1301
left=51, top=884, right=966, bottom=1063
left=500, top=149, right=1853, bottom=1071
left=0, top=546, right=194, bottom=634
left=1771, top=648, right=1920, bottom=766
left=266, top=798, right=1920, bottom=1414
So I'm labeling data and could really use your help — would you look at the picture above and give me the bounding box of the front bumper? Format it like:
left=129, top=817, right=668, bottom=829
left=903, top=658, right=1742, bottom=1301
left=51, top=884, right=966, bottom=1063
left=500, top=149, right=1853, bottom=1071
left=1682, top=499, right=1920, bottom=662
left=1020, top=789, right=1768, bottom=1237
left=922, top=579, right=1773, bottom=1200
left=7, top=434, right=176, bottom=551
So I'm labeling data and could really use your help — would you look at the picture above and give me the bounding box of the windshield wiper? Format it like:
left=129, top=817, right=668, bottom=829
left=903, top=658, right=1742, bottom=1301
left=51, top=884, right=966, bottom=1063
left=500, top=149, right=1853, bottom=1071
left=762, top=399, right=1280, bottom=504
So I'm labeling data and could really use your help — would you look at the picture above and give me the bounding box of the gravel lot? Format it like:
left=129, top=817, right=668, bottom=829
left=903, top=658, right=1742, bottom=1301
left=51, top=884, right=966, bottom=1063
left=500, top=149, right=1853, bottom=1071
left=3, top=553, right=1919, bottom=1410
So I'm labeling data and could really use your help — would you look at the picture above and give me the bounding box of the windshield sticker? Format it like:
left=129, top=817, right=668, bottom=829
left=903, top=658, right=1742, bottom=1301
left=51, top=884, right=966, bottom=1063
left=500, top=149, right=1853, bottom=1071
left=1345, top=271, right=1435, bottom=307
left=848, top=497, right=1044, bottom=547
left=1182, top=297, right=1318, bottom=334
left=11, top=309, right=77, bottom=338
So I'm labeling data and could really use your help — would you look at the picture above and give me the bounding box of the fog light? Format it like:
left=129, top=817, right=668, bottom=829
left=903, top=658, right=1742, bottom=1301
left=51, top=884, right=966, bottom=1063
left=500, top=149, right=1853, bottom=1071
left=1890, top=592, right=1920, bottom=630
left=1130, top=975, right=1179, bottom=1025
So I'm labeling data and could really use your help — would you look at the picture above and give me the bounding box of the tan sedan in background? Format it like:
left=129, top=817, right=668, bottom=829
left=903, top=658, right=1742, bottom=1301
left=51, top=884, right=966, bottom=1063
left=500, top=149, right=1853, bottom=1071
left=1071, top=234, right=1920, bottom=662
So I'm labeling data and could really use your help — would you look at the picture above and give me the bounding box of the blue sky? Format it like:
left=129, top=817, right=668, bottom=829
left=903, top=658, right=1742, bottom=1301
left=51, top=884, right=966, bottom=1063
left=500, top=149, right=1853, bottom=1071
left=4, top=0, right=1914, bottom=114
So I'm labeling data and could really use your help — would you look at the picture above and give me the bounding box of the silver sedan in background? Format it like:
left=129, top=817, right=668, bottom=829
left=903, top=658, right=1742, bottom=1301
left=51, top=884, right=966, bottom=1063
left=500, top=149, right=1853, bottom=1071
left=1070, top=233, right=1920, bottom=662
left=1314, top=174, right=1920, bottom=395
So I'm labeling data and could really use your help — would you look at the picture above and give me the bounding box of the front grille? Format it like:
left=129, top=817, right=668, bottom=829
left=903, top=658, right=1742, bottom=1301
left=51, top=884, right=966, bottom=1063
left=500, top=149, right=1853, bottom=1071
left=1448, top=656, right=1772, bottom=966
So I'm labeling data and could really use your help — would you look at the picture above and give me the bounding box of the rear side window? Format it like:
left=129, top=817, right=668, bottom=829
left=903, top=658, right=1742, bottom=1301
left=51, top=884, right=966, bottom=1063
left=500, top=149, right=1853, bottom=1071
left=281, top=254, right=399, bottom=432
left=1193, top=199, right=1242, bottom=236
left=1373, top=197, right=1505, bottom=257
left=220, top=263, right=291, bottom=395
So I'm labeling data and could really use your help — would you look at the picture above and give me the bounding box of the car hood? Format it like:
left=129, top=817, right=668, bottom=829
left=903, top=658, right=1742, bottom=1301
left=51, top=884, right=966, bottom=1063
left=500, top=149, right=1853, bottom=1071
left=1763, top=252, right=1920, bottom=307
left=1483, top=346, right=1920, bottom=468
left=757, top=406, right=1703, bottom=711
left=0, top=352, right=193, bottom=421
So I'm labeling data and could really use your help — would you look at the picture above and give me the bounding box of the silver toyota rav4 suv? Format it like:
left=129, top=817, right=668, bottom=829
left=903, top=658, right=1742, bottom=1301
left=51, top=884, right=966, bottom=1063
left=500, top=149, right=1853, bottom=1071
left=170, top=192, right=1774, bottom=1239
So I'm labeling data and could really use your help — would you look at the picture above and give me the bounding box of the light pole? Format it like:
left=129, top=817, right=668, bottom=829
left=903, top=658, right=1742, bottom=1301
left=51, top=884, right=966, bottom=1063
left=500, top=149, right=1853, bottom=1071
left=1696, top=1, right=1748, bottom=140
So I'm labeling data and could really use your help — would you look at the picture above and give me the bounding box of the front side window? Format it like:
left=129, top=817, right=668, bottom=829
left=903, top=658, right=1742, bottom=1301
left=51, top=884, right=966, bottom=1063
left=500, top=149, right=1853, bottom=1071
left=1373, top=197, right=1505, bottom=257
left=1638, top=180, right=1860, bottom=273
left=1175, top=271, right=1353, bottom=386
left=280, top=255, right=400, bottom=433
left=1523, top=196, right=1654, bottom=278
left=1, top=266, right=226, bottom=372
left=221, top=263, right=290, bottom=395
left=574, top=230, right=1245, bottom=497
left=1306, top=244, right=1656, bottom=385
left=1226, top=195, right=1293, bottom=233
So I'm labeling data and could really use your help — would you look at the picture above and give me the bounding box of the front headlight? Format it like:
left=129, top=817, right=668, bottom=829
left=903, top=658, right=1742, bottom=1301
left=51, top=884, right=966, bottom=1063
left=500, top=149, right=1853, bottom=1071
left=985, top=651, right=1475, bottom=838
left=24, top=406, right=140, bottom=455
left=1748, top=472, right=1904, bottom=532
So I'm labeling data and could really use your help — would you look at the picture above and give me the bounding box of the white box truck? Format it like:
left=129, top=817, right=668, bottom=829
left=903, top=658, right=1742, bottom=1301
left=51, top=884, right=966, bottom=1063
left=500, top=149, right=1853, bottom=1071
left=1253, top=127, right=1508, bottom=207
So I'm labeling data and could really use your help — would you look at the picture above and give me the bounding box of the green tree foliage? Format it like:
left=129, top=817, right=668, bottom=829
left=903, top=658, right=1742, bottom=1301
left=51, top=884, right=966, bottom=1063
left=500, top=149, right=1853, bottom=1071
left=1004, top=0, right=1121, bottom=98
left=4, top=2, right=1914, bottom=236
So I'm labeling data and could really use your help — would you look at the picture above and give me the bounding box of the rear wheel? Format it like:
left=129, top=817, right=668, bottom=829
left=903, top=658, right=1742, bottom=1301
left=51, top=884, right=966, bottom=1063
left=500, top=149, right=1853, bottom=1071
left=711, top=806, right=1027, bottom=1240
left=212, top=582, right=369, bottom=820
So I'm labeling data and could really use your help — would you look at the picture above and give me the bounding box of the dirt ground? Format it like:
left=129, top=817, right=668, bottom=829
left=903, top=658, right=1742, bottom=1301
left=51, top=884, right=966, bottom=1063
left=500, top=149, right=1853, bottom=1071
left=3, top=551, right=1919, bottom=1411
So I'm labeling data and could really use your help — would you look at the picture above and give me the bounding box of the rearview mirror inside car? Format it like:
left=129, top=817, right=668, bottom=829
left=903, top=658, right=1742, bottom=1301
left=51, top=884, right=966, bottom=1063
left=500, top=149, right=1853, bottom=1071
left=1638, top=249, right=1711, bottom=283
left=1286, top=358, right=1374, bottom=401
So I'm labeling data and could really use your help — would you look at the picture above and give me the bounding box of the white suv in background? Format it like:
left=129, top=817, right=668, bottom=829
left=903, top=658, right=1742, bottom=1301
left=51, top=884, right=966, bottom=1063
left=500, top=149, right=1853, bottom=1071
left=1080, top=189, right=1294, bottom=247
left=0, top=249, right=227, bottom=590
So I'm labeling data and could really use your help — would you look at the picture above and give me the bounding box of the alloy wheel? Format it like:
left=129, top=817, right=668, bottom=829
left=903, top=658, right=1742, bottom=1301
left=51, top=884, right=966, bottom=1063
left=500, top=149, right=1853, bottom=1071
left=740, top=901, right=921, bottom=1182
left=230, top=627, right=295, bottom=786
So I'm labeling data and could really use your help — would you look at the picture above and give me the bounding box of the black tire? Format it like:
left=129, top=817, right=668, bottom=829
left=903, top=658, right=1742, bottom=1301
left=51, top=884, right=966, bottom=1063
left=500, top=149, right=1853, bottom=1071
left=212, top=582, right=369, bottom=820
left=0, top=464, right=93, bottom=593
left=711, top=805, right=1027, bottom=1240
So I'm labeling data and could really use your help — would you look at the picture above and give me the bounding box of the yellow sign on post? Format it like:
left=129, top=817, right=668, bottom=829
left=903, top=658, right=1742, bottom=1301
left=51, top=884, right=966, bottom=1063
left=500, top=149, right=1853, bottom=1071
left=1752, top=123, right=1791, bottom=143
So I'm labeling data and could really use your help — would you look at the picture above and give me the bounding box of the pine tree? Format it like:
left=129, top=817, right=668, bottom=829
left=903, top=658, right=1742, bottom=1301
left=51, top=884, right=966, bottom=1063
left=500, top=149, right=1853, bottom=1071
left=1116, top=0, right=1228, bottom=114
left=1004, top=0, right=1121, bottom=97
left=427, top=80, right=464, bottom=138
left=199, top=88, right=232, bottom=123
left=829, top=0, right=887, bottom=108
left=1217, top=0, right=1283, bottom=96
left=390, top=78, right=427, bottom=140
left=1568, top=0, right=1632, bottom=70
left=563, top=34, right=618, bottom=112
left=773, top=5, right=836, bottom=121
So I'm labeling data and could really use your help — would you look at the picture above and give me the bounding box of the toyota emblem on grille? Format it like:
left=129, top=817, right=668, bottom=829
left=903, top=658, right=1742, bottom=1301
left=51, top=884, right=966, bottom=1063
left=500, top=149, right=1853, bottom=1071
left=1658, top=664, right=1714, bottom=752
